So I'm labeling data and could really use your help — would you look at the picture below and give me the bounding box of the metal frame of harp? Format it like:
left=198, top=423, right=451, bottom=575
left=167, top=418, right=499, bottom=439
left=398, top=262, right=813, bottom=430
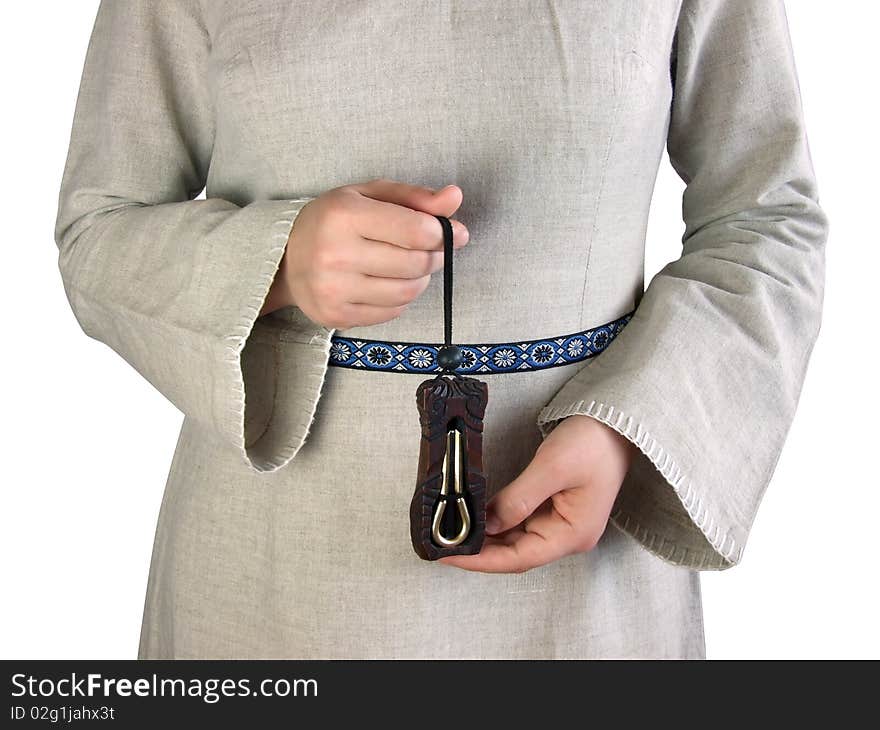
left=410, top=375, right=487, bottom=561
left=431, top=424, right=471, bottom=547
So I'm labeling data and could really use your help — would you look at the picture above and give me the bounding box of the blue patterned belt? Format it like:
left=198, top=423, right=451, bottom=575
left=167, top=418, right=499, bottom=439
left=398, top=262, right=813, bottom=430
left=326, top=309, right=634, bottom=374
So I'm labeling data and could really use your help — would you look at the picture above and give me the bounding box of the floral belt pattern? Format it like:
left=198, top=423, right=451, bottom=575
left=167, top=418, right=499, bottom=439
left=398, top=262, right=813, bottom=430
left=326, top=310, right=635, bottom=374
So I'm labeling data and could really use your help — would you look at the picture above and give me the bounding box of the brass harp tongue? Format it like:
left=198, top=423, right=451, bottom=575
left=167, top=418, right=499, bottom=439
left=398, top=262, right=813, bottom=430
left=409, top=214, right=488, bottom=561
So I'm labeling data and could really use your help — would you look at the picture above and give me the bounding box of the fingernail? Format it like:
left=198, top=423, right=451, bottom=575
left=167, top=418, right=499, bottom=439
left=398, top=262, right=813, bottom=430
left=486, top=515, right=501, bottom=534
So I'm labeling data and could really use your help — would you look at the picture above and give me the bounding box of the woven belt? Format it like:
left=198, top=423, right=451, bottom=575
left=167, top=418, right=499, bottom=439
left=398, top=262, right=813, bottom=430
left=326, top=309, right=634, bottom=374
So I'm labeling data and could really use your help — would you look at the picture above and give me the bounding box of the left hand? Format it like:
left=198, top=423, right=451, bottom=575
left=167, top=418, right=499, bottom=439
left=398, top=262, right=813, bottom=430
left=439, top=415, right=638, bottom=574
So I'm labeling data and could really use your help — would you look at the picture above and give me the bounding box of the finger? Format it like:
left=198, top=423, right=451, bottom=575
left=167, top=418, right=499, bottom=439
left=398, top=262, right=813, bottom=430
left=484, top=451, right=573, bottom=536
left=347, top=272, right=431, bottom=307
left=334, top=302, right=407, bottom=328
left=354, top=197, right=469, bottom=251
left=351, top=178, right=463, bottom=217
left=355, top=239, right=445, bottom=279
left=439, top=502, right=581, bottom=573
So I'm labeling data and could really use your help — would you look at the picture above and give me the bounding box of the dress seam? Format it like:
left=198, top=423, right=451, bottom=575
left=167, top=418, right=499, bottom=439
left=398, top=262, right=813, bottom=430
left=578, top=50, right=639, bottom=324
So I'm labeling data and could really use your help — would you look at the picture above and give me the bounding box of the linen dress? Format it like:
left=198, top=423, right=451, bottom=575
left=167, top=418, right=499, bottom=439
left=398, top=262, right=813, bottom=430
left=54, top=0, right=828, bottom=658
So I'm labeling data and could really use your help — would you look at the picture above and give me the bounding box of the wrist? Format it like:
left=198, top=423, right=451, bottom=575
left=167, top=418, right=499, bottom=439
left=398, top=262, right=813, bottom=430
left=260, top=244, right=295, bottom=317
left=566, top=413, right=638, bottom=468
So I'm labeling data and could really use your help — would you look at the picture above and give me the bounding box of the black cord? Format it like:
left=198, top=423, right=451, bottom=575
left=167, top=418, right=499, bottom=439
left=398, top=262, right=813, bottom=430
left=437, top=214, right=453, bottom=347
left=432, top=215, right=464, bottom=376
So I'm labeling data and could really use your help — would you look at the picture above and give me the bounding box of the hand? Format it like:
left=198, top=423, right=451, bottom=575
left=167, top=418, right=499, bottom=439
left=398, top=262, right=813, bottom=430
left=439, top=415, right=638, bottom=574
left=260, top=178, right=469, bottom=325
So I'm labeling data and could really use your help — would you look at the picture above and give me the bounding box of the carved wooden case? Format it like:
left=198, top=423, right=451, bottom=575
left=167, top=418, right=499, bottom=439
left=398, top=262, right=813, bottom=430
left=410, top=375, right=488, bottom=561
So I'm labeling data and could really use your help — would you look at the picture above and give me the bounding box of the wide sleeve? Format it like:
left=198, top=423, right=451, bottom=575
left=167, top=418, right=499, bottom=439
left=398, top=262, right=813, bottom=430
left=535, top=0, right=829, bottom=569
left=53, top=0, right=335, bottom=474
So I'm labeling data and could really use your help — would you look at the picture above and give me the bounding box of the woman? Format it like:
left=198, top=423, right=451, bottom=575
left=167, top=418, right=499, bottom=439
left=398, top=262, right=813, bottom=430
left=54, top=0, right=827, bottom=658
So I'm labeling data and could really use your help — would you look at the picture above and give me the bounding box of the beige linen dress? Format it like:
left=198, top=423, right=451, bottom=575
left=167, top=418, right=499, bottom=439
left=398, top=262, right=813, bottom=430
left=54, top=0, right=828, bottom=658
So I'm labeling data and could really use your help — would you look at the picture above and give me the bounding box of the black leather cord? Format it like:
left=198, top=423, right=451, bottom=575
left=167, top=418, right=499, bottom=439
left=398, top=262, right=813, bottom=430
left=436, top=214, right=454, bottom=347
left=431, top=214, right=464, bottom=376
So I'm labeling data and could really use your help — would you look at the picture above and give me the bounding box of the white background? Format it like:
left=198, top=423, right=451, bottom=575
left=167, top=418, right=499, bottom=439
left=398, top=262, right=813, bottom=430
left=1, top=2, right=876, bottom=659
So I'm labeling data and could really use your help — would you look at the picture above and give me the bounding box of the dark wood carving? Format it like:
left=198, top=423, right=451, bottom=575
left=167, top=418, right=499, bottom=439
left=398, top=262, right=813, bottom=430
left=410, top=375, right=488, bottom=561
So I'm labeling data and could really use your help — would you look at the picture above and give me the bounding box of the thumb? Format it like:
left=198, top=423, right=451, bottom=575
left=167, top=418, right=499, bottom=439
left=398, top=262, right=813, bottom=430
left=485, top=452, right=563, bottom=535
left=423, top=184, right=464, bottom=217
left=354, top=178, right=463, bottom=217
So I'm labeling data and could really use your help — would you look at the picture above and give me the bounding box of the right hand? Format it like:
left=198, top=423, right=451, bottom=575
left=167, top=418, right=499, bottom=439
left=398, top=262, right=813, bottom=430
left=260, top=178, right=470, bottom=328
